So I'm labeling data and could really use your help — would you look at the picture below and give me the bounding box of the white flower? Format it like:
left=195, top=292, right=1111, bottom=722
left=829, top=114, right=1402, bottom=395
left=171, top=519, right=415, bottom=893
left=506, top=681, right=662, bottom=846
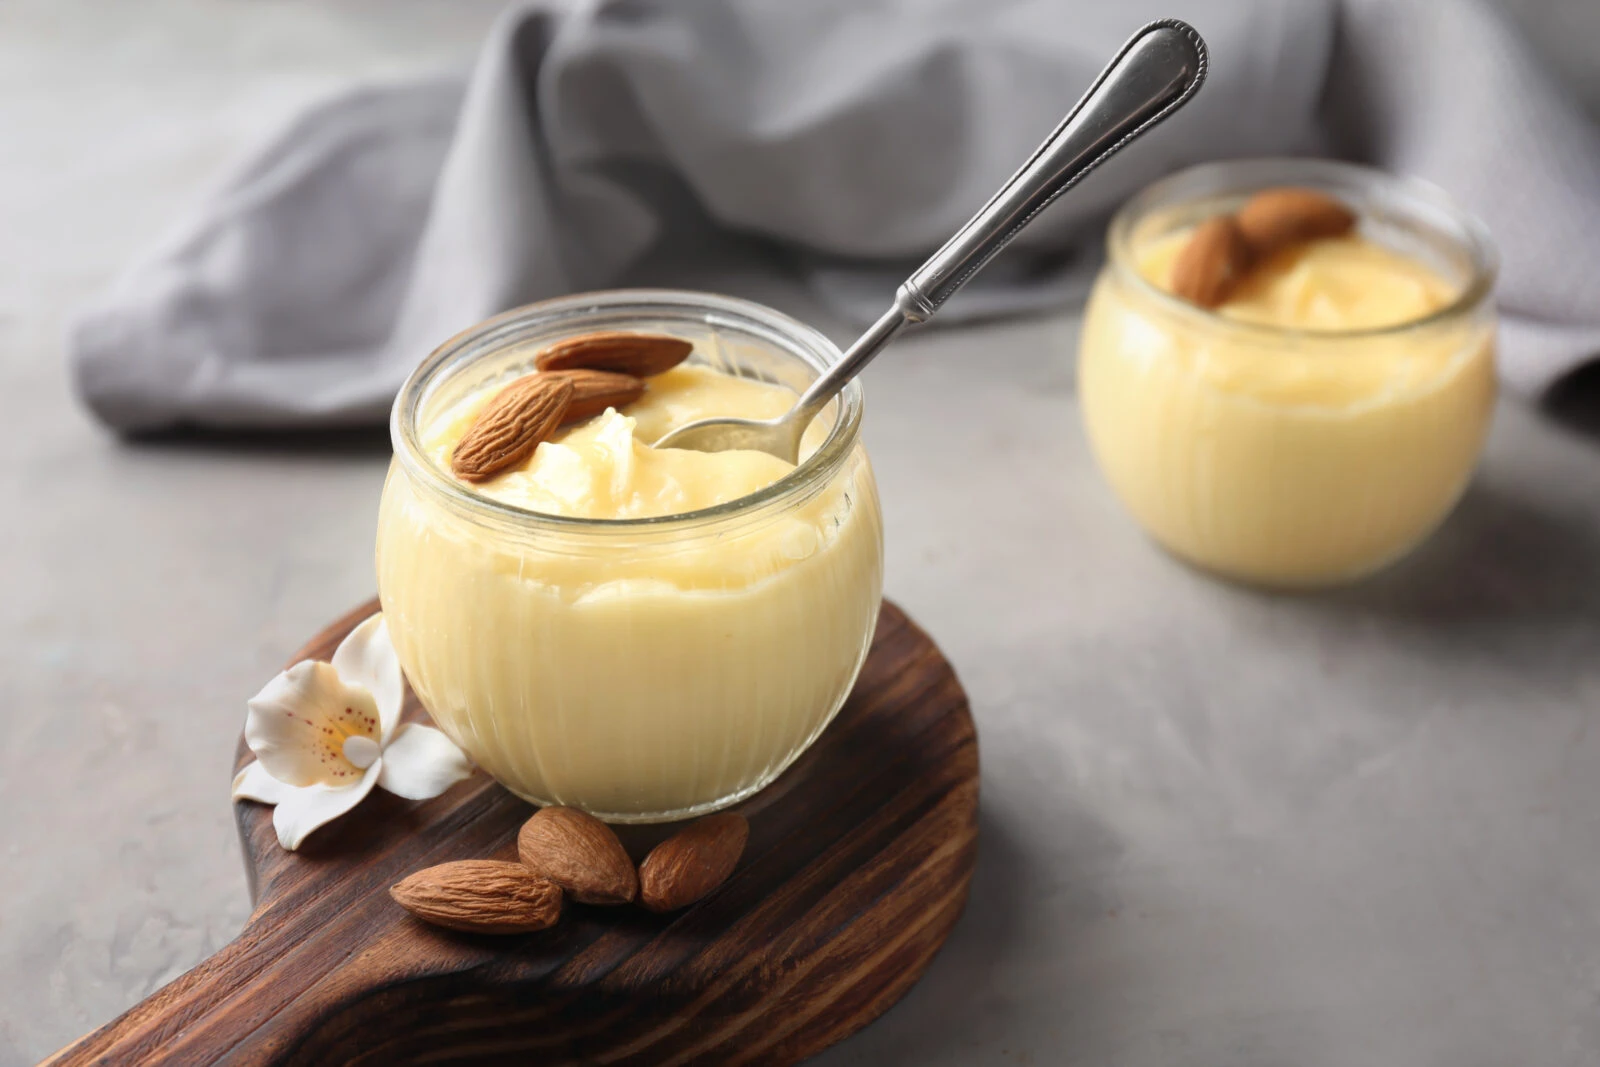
left=232, top=613, right=473, bottom=850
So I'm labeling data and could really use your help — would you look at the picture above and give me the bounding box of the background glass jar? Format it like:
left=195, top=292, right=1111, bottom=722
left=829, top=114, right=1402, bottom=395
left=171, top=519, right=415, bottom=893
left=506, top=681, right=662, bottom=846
left=1079, top=159, right=1498, bottom=589
left=378, top=291, right=883, bottom=822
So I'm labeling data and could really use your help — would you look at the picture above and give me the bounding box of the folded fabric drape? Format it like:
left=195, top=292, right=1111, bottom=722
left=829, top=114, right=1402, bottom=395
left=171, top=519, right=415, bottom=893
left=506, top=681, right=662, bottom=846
left=70, top=0, right=1600, bottom=431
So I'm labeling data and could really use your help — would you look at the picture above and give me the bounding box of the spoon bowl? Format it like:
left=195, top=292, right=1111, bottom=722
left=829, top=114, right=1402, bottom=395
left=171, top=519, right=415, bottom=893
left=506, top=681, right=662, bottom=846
left=653, top=412, right=805, bottom=461
left=656, top=309, right=904, bottom=461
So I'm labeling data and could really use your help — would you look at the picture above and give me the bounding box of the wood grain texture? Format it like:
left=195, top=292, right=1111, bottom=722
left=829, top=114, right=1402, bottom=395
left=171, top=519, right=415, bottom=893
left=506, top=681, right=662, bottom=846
left=50, top=599, right=978, bottom=1066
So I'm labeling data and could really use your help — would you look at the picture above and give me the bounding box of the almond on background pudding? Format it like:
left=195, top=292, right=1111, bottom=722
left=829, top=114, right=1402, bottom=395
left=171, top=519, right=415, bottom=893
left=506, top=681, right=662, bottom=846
left=377, top=292, right=883, bottom=822
left=1078, top=160, right=1498, bottom=588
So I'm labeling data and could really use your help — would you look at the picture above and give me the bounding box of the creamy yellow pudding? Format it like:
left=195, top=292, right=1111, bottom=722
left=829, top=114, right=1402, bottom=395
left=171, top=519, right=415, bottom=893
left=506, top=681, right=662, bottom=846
left=425, top=365, right=813, bottom=520
left=1079, top=164, right=1497, bottom=588
left=1177, top=234, right=1455, bottom=333
left=377, top=295, right=882, bottom=821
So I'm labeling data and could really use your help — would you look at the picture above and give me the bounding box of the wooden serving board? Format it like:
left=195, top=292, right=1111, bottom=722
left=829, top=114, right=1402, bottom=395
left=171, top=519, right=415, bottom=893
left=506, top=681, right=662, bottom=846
left=52, top=599, right=979, bottom=1066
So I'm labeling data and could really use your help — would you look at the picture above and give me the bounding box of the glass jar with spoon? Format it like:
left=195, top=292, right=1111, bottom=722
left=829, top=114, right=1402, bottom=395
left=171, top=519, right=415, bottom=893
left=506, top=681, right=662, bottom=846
left=377, top=22, right=1207, bottom=819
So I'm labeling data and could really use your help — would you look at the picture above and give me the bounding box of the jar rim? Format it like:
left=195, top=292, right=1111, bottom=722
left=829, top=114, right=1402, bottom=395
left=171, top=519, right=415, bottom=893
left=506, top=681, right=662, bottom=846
left=1106, top=158, right=1499, bottom=342
left=389, top=289, right=863, bottom=534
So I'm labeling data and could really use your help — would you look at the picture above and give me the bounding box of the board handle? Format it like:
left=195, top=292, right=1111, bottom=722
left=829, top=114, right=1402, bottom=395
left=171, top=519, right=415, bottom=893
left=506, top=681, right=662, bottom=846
left=39, top=929, right=296, bottom=1066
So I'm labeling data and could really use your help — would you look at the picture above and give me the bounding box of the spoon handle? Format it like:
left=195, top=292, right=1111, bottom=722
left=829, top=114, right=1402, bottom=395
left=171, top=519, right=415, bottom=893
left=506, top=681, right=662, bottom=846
left=790, top=20, right=1206, bottom=427
left=898, top=19, right=1207, bottom=321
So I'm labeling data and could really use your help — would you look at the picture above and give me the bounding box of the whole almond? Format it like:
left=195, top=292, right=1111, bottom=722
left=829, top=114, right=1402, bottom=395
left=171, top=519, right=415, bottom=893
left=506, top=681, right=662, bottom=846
left=1235, top=187, right=1356, bottom=257
left=638, top=812, right=749, bottom=913
left=534, top=332, right=693, bottom=378
left=547, top=369, right=647, bottom=424
left=518, top=807, right=638, bottom=905
left=451, top=374, right=573, bottom=483
left=390, top=860, right=561, bottom=934
left=1171, top=215, right=1253, bottom=309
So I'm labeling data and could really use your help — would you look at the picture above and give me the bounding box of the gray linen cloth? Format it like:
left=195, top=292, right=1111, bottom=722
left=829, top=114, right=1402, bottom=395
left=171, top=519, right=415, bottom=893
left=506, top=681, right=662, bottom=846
left=71, top=0, right=1600, bottom=431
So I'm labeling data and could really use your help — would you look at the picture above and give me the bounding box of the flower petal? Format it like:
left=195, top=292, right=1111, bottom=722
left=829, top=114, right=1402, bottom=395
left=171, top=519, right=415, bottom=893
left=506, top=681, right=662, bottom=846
left=245, top=660, right=379, bottom=787
left=343, top=734, right=381, bottom=769
left=330, top=614, right=404, bottom=744
left=271, top=764, right=381, bottom=850
left=377, top=724, right=475, bottom=801
left=231, top=760, right=296, bottom=806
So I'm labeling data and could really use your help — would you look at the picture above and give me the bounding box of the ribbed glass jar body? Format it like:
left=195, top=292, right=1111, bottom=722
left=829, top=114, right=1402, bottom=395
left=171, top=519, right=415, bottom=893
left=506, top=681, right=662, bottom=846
left=378, top=291, right=883, bottom=821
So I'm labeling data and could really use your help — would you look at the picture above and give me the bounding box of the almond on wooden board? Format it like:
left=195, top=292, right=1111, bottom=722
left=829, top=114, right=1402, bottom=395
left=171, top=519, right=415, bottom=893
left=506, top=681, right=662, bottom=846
left=1170, top=215, right=1253, bottom=309
left=390, top=860, right=561, bottom=934
left=638, top=812, right=749, bottom=913
left=450, top=374, right=573, bottom=483
left=1234, top=187, right=1356, bottom=257
left=547, top=369, right=647, bottom=424
left=534, top=332, right=693, bottom=378
left=518, top=807, right=638, bottom=906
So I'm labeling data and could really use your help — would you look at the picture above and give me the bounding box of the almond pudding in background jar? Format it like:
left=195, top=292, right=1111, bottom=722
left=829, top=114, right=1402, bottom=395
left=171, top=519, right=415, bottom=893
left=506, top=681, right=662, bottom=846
left=1078, top=159, right=1498, bottom=589
left=377, top=291, right=883, bottom=822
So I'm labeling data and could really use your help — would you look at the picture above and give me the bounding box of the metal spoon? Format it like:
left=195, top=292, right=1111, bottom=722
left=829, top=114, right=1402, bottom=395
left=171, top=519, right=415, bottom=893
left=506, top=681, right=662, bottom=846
left=654, top=19, right=1207, bottom=461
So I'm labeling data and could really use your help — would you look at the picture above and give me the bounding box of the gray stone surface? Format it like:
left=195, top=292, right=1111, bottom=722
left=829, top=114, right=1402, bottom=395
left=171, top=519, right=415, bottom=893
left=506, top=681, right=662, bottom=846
left=4, top=3, right=1600, bottom=1065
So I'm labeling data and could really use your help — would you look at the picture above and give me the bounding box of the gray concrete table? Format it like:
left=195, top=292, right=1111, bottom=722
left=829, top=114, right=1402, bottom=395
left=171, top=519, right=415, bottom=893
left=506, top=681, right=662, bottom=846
left=5, top=3, right=1600, bottom=1065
